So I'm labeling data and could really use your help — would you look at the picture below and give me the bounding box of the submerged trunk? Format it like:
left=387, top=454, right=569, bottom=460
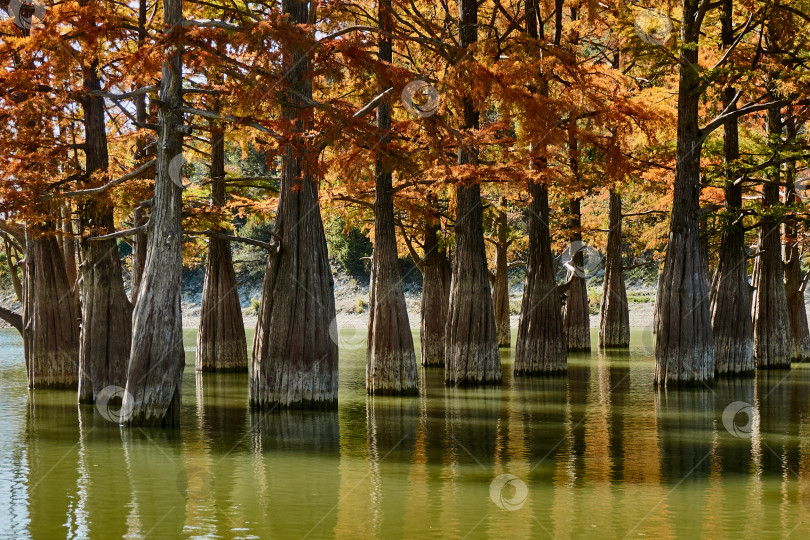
left=251, top=0, right=338, bottom=408
left=784, top=246, right=810, bottom=361
left=751, top=181, right=791, bottom=368
left=23, top=225, right=80, bottom=388
left=514, top=0, right=566, bottom=374
left=751, top=101, right=791, bottom=369
left=490, top=207, right=511, bottom=347
left=366, top=0, right=418, bottom=394
left=515, top=183, right=567, bottom=373
left=122, top=0, right=185, bottom=425
left=784, top=118, right=810, bottom=362
left=709, top=20, right=754, bottom=376
left=444, top=0, right=500, bottom=385
left=599, top=190, right=629, bottom=347
left=77, top=62, right=134, bottom=404
left=196, top=124, right=248, bottom=372
left=653, top=0, right=714, bottom=385
left=562, top=197, right=590, bottom=350
left=420, top=216, right=451, bottom=366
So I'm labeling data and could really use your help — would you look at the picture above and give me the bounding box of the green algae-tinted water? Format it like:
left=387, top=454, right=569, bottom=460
left=1, top=327, right=810, bottom=539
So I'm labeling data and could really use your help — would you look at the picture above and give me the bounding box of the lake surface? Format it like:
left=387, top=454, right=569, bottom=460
left=1, top=327, right=810, bottom=539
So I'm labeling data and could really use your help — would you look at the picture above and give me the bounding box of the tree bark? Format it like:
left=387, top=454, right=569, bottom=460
left=366, top=0, right=418, bottom=394
left=599, top=190, right=629, bottom=347
left=0, top=305, right=22, bottom=334
left=77, top=59, right=134, bottom=404
left=514, top=0, right=566, bottom=374
left=420, top=214, right=451, bottom=366
left=515, top=183, right=567, bottom=373
left=751, top=101, right=791, bottom=369
left=196, top=123, right=248, bottom=372
left=60, top=204, right=77, bottom=291
left=490, top=206, right=511, bottom=347
left=783, top=115, right=810, bottom=362
left=131, top=206, right=147, bottom=301
left=562, top=197, right=590, bottom=350
left=251, top=0, right=339, bottom=408
left=130, top=0, right=149, bottom=303
left=709, top=1, right=755, bottom=376
left=653, top=0, right=714, bottom=385
left=23, top=224, right=80, bottom=388
left=444, top=0, right=501, bottom=385
left=122, top=0, right=186, bottom=425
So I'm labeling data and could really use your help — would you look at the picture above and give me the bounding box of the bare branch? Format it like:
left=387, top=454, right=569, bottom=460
left=353, top=88, right=394, bottom=118
left=88, top=224, right=147, bottom=241
left=88, top=85, right=158, bottom=100
left=49, top=160, right=157, bottom=199
left=185, top=230, right=278, bottom=250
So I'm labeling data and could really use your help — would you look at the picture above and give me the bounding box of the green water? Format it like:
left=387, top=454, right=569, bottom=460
left=1, top=327, right=810, bottom=539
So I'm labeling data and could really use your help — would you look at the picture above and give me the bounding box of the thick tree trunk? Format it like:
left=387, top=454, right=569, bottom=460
left=196, top=124, right=248, bottom=372
left=77, top=61, right=134, bottom=404
left=784, top=245, right=810, bottom=362
left=514, top=0, right=566, bottom=374
left=709, top=10, right=754, bottom=376
left=23, top=225, right=80, bottom=388
left=444, top=0, right=501, bottom=385
left=653, top=0, right=714, bottom=385
left=783, top=117, right=810, bottom=362
left=562, top=197, right=590, bottom=350
left=515, top=183, right=567, bottom=373
left=751, top=101, right=791, bottom=369
left=599, top=190, right=629, bottom=347
left=420, top=217, right=451, bottom=366
left=490, top=208, right=511, bottom=347
left=366, top=0, right=418, bottom=394
left=251, top=0, right=339, bottom=408
left=122, top=0, right=185, bottom=425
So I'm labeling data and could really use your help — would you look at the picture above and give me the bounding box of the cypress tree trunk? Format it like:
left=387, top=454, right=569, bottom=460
left=653, top=0, right=714, bottom=385
left=366, top=0, right=418, bottom=394
left=131, top=207, right=147, bottom=301
left=751, top=101, right=791, bottom=369
left=490, top=207, right=511, bottom=347
left=709, top=3, right=755, bottom=375
left=515, top=183, right=567, bottom=373
left=514, top=0, right=566, bottom=374
left=23, top=225, right=80, bottom=388
left=77, top=61, right=134, bottom=404
left=251, top=0, right=339, bottom=408
left=599, top=190, right=629, bottom=347
left=420, top=216, right=451, bottom=366
left=196, top=124, right=248, bottom=372
left=60, top=204, right=77, bottom=291
left=122, top=0, right=185, bottom=425
left=562, top=197, right=590, bottom=350
left=444, top=0, right=501, bottom=385
left=130, top=0, right=149, bottom=303
left=783, top=117, right=810, bottom=362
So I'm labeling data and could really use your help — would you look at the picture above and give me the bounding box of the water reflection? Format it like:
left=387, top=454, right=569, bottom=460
left=3, top=329, right=810, bottom=537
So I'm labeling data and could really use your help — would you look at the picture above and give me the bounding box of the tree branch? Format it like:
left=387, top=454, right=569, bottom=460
left=185, top=230, right=278, bottom=250
left=0, top=306, right=22, bottom=335
left=88, top=225, right=147, bottom=241
left=48, top=160, right=157, bottom=199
